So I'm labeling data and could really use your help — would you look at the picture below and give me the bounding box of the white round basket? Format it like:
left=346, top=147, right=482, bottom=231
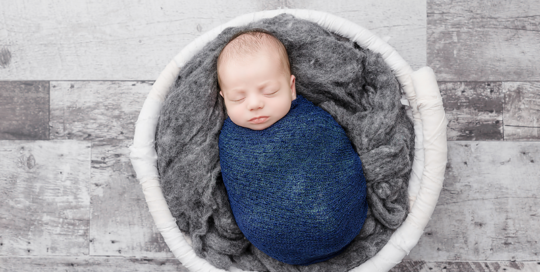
left=129, top=9, right=448, bottom=272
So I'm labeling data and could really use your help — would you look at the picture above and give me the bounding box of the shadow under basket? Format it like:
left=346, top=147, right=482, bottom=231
left=129, top=9, right=448, bottom=272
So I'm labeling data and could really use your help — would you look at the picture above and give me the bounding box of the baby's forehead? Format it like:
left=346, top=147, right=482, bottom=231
left=218, top=46, right=284, bottom=77
left=220, top=41, right=278, bottom=62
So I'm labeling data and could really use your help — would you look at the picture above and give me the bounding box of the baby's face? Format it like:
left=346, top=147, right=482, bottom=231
left=219, top=48, right=296, bottom=130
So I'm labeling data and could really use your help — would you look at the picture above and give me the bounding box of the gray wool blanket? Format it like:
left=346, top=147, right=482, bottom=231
left=155, top=13, right=415, bottom=272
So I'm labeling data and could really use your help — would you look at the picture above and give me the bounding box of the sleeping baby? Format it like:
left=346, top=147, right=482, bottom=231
left=217, top=30, right=368, bottom=266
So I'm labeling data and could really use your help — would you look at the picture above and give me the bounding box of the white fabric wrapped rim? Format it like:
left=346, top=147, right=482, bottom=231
left=129, top=9, right=448, bottom=272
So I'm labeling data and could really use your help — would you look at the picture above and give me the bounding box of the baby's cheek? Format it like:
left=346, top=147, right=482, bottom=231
left=228, top=109, right=245, bottom=125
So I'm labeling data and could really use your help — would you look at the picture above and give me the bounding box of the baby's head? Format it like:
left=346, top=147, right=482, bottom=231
left=218, top=30, right=296, bottom=130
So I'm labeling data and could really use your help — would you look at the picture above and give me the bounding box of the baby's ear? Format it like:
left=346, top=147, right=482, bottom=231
left=219, top=91, right=224, bottom=97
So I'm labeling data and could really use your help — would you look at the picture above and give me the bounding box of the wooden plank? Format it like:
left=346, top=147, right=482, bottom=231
left=0, top=81, right=49, bottom=140
left=440, top=82, right=503, bottom=141
left=406, top=142, right=540, bottom=261
left=428, top=0, right=540, bottom=81
left=49, top=81, right=150, bottom=141
left=89, top=139, right=173, bottom=257
left=0, top=140, right=90, bottom=256
left=0, top=256, right=187, bottom=271
left=503, top=82, right=540, bottom=141
left=391, top=261, right=540, bottom=272
left=49, top=81, right=171, bottom=256
left=0, top=0, right=425, bottom=80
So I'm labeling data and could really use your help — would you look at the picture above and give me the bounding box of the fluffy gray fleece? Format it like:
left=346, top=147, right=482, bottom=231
left=155, top=13, right=415, bottom=272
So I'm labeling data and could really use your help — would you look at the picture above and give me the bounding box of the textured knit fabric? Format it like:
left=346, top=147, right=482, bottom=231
left=155, top=13, right=414, bottom=272
left=218, top=94, right=368, bottom=265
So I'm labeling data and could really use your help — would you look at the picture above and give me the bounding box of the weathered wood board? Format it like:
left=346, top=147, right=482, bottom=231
left=439, top=81, right=540, bottom=141
left=391, top=261, right=540, bottom=272
left=440, top=82, right=504, bottom=141
left=406, top=141, right=540, bottom=261
left=0, top=81, right=49, bottom=140
left=0, top=0, right=425, bottom=80
left=49, top=81, right=151, bottom=141
left=0, top=140, right=90, bottom=256
left=428, top=0, right=540, bottom=81
left=48, top=81, right=172, bottom=257
left=89, top=139, right=173, bottom=257
left=0, top=256, right=187, bottom=272
left=503, top=82, right=540, bottom=141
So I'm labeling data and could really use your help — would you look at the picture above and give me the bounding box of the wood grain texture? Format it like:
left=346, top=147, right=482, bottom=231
left=441, top=82, right=503, bottom=141
left=0, top=140, right=90, bottom=256
left=391, top=261, right=540, bottom=272
left=0, top=0, right=425, bottom=80
left=428, top=0, right=540, bottom=81
left=49, top=81, right=151, bottom=141
left=89, top=139, right=173, bottom=258
left=407, top=141, right=540, bottom=261
left=0, top=81, right=49, bottom=140
left=0, top=256, right=187, bottom=272
left=503, top=82, right=540, bottom=140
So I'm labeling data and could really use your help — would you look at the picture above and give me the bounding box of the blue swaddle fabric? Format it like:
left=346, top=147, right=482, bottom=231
left=219, top=94, right=368, bottom=265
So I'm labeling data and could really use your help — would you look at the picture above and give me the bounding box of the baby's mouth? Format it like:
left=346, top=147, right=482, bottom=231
left=249, top=116, right=269, bottom=124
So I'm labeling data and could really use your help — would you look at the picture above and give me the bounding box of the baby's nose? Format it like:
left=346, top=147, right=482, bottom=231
left=247, top=96, right=264, bottom=110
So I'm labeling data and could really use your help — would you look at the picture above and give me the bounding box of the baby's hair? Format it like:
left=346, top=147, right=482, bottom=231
left=217, top=29, right=291, bottom=88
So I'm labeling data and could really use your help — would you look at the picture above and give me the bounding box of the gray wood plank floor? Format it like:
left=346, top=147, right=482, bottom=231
left=1, top=0, right=539, bottom=271
left=0, top=82, right=49, bottom=140
left=428, top=0, right=540, bottom=81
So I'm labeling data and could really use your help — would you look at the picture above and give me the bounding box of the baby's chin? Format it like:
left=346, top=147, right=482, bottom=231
left=248, top=126, right=270, bottom=131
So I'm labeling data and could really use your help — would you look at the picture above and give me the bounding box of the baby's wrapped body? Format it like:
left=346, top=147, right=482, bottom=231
left=219, top=94, right=368, bottom=266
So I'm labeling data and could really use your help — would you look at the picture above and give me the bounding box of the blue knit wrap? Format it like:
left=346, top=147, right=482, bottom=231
left=218, top=95, right=368, bottom=266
